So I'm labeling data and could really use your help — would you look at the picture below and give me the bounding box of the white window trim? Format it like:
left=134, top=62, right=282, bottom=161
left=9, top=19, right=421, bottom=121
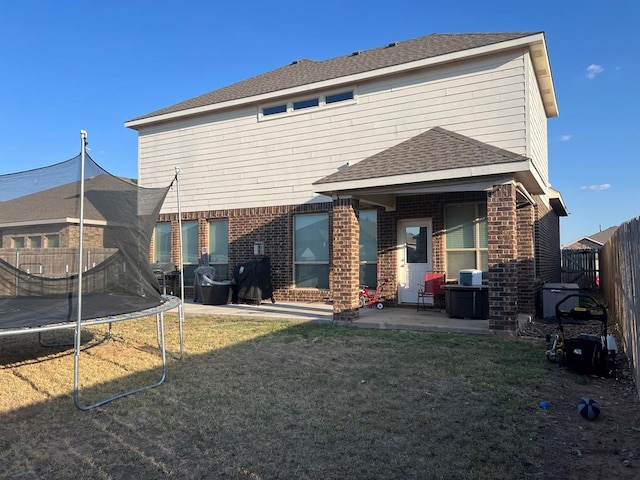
left=258, top=87, right=357, bottom=121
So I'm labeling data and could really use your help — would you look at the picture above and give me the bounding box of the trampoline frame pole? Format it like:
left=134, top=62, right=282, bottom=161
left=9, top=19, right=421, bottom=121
left=175, top=166, right=185, bottom=359
left=73, top=130, right=88, bottom=409
left=70, top=131, right=175, bottom=410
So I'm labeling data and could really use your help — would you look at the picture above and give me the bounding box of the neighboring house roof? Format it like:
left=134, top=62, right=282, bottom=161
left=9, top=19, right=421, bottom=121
left=563, top=226, right=618, bottom=250
left=0, top=175, right=139, bottom=227
left=314, top=127, right=530, bottom=185
left=127, top=31, right=556, bottom=126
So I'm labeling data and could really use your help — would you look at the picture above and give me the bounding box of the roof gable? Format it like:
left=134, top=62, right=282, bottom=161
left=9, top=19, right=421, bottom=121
left=564, top=226, right=618, bottom=249
left=313, top=127, right=530, bottom=185
left=128, top=32, right=540, bottom=123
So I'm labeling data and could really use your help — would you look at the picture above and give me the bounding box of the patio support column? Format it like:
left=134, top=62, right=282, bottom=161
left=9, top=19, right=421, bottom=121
left=517, top=203, right=536, bottom=313
left=487, top=184, right=518, bottom=330
left=331, top=196, right=360, bottom=321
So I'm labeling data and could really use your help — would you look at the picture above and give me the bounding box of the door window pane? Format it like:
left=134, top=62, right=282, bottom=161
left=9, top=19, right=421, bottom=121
left=405, top=226, right=428, bottom=264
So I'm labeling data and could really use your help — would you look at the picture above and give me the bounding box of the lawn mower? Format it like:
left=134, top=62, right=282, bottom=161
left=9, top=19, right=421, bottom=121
left=545, top=294, right=617, bottom=377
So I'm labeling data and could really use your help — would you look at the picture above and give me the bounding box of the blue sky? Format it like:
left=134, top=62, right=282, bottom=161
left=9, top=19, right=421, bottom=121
left=1, top=0, right=638, bottom=245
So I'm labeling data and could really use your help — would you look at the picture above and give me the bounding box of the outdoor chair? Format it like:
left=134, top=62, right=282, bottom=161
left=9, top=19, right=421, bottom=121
left=417, top=272, right=446, bottom=311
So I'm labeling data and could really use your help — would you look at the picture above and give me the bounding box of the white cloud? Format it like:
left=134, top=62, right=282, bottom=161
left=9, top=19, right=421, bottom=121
left=586, top=64, right=604, bottom=79
left=581, top=184, right=611, bottom=191
left=560, top=134, right=571, bottom=141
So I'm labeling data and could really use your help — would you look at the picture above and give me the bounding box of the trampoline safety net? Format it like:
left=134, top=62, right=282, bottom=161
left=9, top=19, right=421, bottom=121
left=0, top=153, right=171, bottom=329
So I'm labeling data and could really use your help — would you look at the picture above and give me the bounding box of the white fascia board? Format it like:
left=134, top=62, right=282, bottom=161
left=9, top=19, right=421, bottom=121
left=126, top=34, right=551, bottom=129
left=315, top=160, right=530, bottom=193
left=0, top=218, right=108, bottom=228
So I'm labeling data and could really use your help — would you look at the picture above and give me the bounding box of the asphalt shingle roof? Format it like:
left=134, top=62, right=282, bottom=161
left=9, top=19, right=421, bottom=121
left=313, top=127, right=530, bottom=185
left=129, top=32, right=538, bottom=122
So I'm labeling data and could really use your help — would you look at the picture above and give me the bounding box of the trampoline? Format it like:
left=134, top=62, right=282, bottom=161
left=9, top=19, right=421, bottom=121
left=0, top=131, right=184, bottom=410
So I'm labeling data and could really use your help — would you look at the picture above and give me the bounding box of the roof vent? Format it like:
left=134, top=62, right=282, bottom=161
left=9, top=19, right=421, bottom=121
left=387, top=41, right=399, bottom=47
left=351, top=50, right=362, bottom=56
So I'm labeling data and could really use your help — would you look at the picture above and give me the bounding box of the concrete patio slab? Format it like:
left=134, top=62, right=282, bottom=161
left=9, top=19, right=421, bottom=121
left=180, top=300, right=505, bottom=336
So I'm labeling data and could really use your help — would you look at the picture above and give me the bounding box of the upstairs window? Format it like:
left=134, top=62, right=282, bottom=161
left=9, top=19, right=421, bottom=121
left=263, top=104, right=287, bottom=116
left=326, top=91, right=354, bottom=104
left=260, top=89, right=355, bottom=120
left=29, top=236, right=42, bottom=248
left=12, top=237, right=25, bottom=249
left=46, top=235, right=60, bottom=248
left=293, top=98, right=319, bottom=110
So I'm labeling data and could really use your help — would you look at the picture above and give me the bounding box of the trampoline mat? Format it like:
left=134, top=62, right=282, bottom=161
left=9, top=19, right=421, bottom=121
left=0, top=294, right=163, bottom=330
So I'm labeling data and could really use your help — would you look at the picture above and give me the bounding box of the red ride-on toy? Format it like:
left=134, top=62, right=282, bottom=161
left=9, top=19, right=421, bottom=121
left=359, top=278, right=391, bottom=310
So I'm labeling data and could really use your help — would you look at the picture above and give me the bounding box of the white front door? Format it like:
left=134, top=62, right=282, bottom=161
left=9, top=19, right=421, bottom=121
left=397, top=219, right=433, bottom=304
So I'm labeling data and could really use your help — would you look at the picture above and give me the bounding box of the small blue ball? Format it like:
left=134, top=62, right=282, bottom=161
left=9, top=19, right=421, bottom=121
left=539, top=401, right=549, bottom=409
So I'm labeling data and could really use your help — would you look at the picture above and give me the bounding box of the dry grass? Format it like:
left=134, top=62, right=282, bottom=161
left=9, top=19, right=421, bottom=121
left=1, top=315, right=559, bottom=479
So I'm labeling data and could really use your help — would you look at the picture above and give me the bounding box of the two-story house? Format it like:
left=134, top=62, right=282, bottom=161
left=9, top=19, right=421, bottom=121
left=125, top=32, right=568, bottom=331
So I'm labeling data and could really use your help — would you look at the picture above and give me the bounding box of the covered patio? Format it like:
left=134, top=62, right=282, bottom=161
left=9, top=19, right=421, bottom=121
left=313, top=127, right=568, bottom=331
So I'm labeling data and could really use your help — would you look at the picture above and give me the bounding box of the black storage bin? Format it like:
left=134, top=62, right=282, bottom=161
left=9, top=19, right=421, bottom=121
left=444, top=285, right=489, bottom=319
left=201, top=282, right=231, bottom=305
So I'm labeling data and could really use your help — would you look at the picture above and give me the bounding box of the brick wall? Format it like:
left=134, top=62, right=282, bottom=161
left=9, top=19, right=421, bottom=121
left=378, top=192, right=487, bottom=295
left=487, top=184, right=518, bottom=330
left=534, top=196, right=561, bottom=283
left=331, top=197, right=360, bottom=320
left=157, top=202, right=333, bottom=303
left=151, top=187, right=540, bottom=324
left=517, top=204, right=535, bottom=313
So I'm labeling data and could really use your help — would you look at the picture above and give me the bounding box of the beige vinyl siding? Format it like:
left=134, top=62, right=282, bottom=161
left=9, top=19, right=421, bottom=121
left=525, top=52, right=549, bottom=186
left=138, top=50, right=528, bottom=213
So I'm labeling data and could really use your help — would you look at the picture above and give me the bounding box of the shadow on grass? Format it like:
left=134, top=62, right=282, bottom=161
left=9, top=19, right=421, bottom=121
left=1, top=315, right=551, bottom=480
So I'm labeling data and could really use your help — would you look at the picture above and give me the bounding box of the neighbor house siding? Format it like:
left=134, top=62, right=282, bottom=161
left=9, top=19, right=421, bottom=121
left=137, top=50, right=529, bottom=214
left=525, top=51, right=549, bottom=187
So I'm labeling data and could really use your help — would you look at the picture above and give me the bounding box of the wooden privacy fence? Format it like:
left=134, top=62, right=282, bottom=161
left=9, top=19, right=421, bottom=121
left=561, top=248, right=599, bottom=290
left=600, top=216, right=640, bottom=399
